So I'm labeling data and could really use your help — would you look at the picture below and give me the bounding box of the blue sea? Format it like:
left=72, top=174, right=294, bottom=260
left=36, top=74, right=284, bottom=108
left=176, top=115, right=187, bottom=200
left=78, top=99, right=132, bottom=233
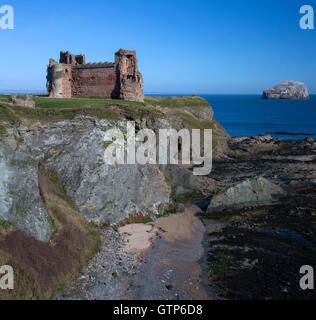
left=146, top=94, right=316, bottom=140
left=202, top=95, right=316, bottom=140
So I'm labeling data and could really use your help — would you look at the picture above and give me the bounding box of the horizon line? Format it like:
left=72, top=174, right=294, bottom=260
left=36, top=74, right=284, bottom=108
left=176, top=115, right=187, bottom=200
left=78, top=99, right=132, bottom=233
left=0, top=90, right=315, bottom=96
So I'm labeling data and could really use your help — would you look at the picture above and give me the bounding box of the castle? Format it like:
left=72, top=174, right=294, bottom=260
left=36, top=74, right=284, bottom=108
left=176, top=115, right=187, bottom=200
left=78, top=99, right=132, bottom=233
left=46, top=49, right=144, bottom=102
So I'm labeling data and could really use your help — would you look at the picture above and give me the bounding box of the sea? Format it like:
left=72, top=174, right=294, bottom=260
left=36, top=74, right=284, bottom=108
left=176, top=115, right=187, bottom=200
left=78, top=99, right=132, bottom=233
left=1, top=91, right=315, bottom=140
left=146, top=94, right=316, bottom=140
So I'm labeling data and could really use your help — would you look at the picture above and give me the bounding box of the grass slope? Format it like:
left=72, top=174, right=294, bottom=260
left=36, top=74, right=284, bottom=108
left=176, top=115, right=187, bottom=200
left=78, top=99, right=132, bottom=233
left=0, top=95, right=164, bottom=127
left=0, top=95, right=212, bottom=126
left=0, top=164, right=101, bottom=300
left=144, top=96, right=210, bottom=108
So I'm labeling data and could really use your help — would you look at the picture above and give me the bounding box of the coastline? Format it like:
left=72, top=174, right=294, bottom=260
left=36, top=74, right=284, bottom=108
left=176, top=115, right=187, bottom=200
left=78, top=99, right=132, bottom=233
left=61, top=134, right=316, bottom=300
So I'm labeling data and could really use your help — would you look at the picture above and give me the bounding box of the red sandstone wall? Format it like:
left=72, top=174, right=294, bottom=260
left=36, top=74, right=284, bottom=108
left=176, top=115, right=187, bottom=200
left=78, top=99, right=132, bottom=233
left=71, top=67, right=117, bottom=97
left=62, top=65, right=72, bottom=98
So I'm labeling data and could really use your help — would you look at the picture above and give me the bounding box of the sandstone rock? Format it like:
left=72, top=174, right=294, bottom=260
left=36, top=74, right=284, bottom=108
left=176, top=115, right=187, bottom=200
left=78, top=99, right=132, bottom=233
left=47, top=49, right=144, bottom=102
left=262, top=81, right=309, bottom=100
left=207, top=176, right=286, bottom=213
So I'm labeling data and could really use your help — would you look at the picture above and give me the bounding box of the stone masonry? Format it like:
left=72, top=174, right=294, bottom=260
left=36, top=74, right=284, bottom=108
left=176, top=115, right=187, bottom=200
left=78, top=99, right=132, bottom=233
left=46, top=49, right=144, bottom=102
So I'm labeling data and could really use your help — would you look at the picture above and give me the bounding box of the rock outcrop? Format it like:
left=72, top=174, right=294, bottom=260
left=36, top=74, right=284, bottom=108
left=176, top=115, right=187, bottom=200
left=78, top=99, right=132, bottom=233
left=207, top=176, right=286, bottom=212
left=11, top=94, right=35, bottom=108
left=0, top=117, right=171, bottom=241
left=262, top=81, right=309, bottom=100
left=145, top=97, right=230, bottom=158
left=0, top=96, right=229, bottom=243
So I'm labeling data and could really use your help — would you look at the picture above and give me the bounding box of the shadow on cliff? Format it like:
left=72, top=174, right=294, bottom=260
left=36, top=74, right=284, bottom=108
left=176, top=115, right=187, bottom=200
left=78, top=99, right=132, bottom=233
left=0, top=164, right=101, bottom=300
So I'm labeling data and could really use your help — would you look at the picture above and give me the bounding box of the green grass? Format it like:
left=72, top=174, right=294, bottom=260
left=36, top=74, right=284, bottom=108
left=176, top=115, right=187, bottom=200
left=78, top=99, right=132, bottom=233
left=171, top=192, right=205, bottom=204
left=0, top=125, right=6, bottom=135
left=155, top=212, right=166, bottom=218
left=49, top=215, right=59, bottom=237
left=33, top=96, right=144, bottom=109
left=0, top=95, right=215, bottom=137
left=164, top=208, right=177, bottom=214
left=144, top=96, right=210, bottom=108
left=202, top=214, right=232, bottom=224
left=0, top=95, right=165, bottom=127
left=127, top=215, right=153, bottom=224
left=0, top=95, right=11, bottom=103
left=0, top=219, right=12, bottom=231
left=155, top=207, right=178, bottom=219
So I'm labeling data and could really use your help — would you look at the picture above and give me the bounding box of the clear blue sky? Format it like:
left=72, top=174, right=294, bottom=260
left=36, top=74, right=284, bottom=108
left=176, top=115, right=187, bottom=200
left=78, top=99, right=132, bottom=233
left=0, top=0, right=315, bottom=94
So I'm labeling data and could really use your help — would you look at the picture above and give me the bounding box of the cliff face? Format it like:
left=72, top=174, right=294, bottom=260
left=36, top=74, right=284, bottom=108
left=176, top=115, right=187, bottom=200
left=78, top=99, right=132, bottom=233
left=262, top=81, right=309, bottom=100
left=0, top=95, right=230, bottom=299
left=0, top=117, right=172, bottom=242
left=0, top=97, right=229, bottom=243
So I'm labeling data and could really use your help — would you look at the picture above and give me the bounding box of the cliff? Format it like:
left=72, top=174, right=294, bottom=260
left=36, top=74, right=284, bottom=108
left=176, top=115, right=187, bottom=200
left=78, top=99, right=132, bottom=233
left=0, top=95, right=229, bottom=299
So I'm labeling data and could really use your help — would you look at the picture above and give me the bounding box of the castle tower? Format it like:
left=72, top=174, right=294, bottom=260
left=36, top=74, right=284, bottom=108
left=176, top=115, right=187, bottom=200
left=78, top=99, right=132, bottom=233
left=115, top=49, right=144, bottom=102
left=46, top=61, right=72, bottom=98
left=46, top=49, right=144, bottom=102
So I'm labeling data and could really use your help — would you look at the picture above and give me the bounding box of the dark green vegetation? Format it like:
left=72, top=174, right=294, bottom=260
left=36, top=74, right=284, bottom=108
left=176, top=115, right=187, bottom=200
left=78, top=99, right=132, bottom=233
left=0, top=165, right=101, bottom=300
left=205, top=185, right=316, bottom=300
left=0, top=220, right=12, bottom=231
left=172, top=193, right=205, bottom=205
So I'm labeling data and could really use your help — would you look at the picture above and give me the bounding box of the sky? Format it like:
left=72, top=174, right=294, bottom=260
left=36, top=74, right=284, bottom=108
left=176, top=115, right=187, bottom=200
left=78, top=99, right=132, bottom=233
left=0, top=0, right=315, bottom=94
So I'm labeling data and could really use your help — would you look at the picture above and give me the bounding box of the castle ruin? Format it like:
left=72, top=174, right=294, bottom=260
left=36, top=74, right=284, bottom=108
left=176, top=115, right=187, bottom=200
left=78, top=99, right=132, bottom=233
left=46, top=49, right=144, bottom=102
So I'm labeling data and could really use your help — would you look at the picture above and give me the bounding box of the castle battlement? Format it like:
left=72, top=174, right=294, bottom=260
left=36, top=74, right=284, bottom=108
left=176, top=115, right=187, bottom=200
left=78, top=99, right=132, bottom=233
left=72, top=62, right=115, bottom=69
left=46, top=49, right=144, bottom=102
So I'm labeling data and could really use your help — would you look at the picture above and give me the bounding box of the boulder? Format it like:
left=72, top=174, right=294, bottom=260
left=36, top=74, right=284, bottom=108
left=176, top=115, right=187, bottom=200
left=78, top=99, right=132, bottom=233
left=262, top=81, right=309, bottom=100
left=159, top=164, right=202, bottom=195
left=207, top=176, right=286, bottom=212
left=251, top=135, right=273, bottom=143
left=304, top=137, right=314, bottom=144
